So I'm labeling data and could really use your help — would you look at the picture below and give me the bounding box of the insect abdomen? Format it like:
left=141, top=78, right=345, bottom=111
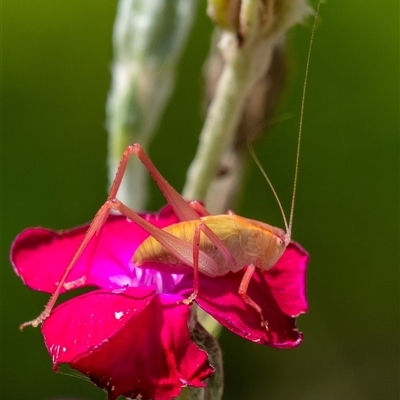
left=133, top=216, right=240, bottom=274
left=133, top=221, right=198, bottom=266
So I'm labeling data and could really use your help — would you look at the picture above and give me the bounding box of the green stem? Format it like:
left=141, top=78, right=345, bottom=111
left=182, top=38, right=274, bottom=201
left=183, top=64, right=244, bottom=199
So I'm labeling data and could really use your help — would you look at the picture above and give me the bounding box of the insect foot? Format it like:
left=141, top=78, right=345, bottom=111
left=261, top=319, right=269, bottom=331
left=63, top=276, right=87, bottom=290
left=19, top=309, right=50, bottom=331
left=182, top=291, right=198, bottom=305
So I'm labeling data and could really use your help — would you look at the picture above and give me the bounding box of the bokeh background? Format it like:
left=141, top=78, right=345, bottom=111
left=2, top=1, right=398, bottom=399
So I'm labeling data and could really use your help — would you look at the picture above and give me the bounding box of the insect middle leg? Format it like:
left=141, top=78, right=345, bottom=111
left=182, top=221, right=238, bottom=304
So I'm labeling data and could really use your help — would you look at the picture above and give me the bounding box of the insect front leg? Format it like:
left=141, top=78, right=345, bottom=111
left=238, top=265, right=268, bottom=329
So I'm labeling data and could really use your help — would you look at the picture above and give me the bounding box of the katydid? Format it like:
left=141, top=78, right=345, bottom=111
left=20, top=2, right=320, bottom=332
left=20, top=143, right=286, bottom=330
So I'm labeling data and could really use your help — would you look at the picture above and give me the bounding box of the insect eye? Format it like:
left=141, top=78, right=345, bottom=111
left=276, top=237, right=284, bottom=246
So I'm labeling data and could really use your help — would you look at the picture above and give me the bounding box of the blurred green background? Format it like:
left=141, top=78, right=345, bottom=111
left=2, top=1, right=398, bottom=399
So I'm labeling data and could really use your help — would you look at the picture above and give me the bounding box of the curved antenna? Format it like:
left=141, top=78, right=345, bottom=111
left=248, top=142, right=289, bottom=234
left=288, top=0, right=321, bottom=235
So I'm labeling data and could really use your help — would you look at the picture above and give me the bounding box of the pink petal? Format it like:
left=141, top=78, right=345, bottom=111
left=263, top=242, right=309, bottom=316
left=11, top=206, right=180, bottom=293
left=177, top=271, right=303, bottom=348
left=43, top=287, right=156, bottom=364
left=42, top=288, right=213, bottom=400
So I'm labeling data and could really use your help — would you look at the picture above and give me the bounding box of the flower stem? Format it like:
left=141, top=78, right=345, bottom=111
left=182, top=43, right=263, bottom=201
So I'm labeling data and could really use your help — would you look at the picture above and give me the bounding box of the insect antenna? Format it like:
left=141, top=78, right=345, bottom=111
left=248, top=142, right=290, bottom=236
left=249, top=0, right=322, bottom=245
left=288, top=0, right=321, bottom=236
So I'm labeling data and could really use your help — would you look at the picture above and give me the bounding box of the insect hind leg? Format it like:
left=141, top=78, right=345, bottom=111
left=126, top=144, right=200, bottom=222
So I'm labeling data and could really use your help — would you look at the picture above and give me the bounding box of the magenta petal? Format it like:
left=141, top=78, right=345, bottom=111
left=10, top=206, right=180, bottom=293
left=42, top=288, right=213, bottom=400
left=264, top=242, right=309, bottom=316
left=42, top=287, right=156, bottom=364
left=179, top=271, right=302, bottom=348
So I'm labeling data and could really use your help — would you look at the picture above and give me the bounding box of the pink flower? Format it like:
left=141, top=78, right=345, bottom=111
left=11, top=205, right=308, bottom=400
